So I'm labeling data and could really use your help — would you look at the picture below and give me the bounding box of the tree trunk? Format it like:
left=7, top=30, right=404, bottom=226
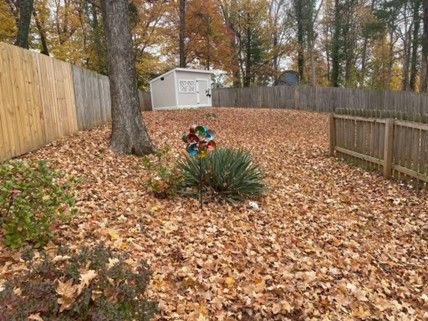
left=359, top=0, right=375, bottom=88
left=100, top=0, right=155, bottom=156
left=310, top=49, right=316, bottom=86
left=386, top=31, right=394, bottom=89
left=295, top=0, right=305, bottom=83
left=33, top=9, right=49, bottom=55
left=409, top=0, right=421, bottom=91
left=421, top=0, right=428, bottom=92
left=15, top=0, right=34, bottom=49
left=90, top=2, right=106, bottom=73
left=243, top=25, right=252, bottom=87
left=360, top=37, right=368, bottom=87
left=343, top=9, right=354, bottom=87
left=401, top=3, right=411, bottom=91
left=401, top=29, right=411, bottom=91
left=179, top=0, right=186, bottom=67
left=219, top=1, right=241, bottom=87
left=331, top=0, right=341, bottom=87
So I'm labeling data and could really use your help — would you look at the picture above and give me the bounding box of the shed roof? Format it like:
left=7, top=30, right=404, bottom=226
left=149, top=68, right=214, bottom=83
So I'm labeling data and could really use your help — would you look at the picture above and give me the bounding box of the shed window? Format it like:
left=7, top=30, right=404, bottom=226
left=179, top=80, right=196, bottom=93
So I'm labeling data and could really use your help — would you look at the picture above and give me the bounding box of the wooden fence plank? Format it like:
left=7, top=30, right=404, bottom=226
left=329, top=114, right=336, bottom=156
left=383, top=119, right=394, bottom=178
left=212, top=86, right=428, bottom=118
left=0, top=43, right=46, bottom=161
left=331, top=114, right=428, bottom=187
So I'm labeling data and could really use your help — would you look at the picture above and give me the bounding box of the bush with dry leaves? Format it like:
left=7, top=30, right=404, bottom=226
left=142, top=147, right=183, bottom=199
left=0, top=244, right=157, bottom=321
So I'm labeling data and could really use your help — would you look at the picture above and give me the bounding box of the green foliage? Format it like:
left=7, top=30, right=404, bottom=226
left=142, top=147, right=182, bottom=199
left=0, top=244, right=157, bottom=321
left=0, top=160, right=77, bottom=249
left=179, top=148, right=265, bottom=201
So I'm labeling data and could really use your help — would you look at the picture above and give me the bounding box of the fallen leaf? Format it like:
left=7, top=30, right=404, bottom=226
left=28, top=313, right=44, bottom=321
left=224, top=276, right=235, bottom=288
left=77, top=270, right=97, bottom=295
left=57, top=279, right=78, bottom=312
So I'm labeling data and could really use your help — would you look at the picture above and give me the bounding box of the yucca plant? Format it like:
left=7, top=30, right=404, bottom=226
left=178, top=148, right=265, bottom=201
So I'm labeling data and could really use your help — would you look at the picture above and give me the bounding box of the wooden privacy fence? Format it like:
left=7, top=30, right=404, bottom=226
left=0, top=43, right=78, bottom=161
left=72, top=66, right=112, bottom=130
left=329, top=114, right=428, bottom=186
left=212, top=86, right=428, bottom=118
left=0, top=42, right=152, bottom=161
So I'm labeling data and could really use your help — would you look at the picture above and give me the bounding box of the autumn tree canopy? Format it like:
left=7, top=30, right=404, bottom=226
left=1, top=0, right=426, bottom=91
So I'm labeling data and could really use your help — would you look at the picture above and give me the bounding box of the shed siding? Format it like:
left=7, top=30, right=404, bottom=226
left=151, top=72, right=176, bottom=108
left=177, top=71, right=212, bottom=107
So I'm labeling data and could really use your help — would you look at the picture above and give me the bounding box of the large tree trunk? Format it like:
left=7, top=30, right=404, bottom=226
left=100, top=0, right=155, bottom=156
left=421, top=0, right=428, bottom=92
left=15, top=0, right=34, bottom=49
left=179, top=0, right=186, bottom=67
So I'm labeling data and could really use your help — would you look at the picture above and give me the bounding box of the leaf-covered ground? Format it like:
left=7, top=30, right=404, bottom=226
left=1, top=108, right=427, bottom=320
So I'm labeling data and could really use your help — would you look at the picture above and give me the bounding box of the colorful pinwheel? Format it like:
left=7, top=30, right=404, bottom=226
left=182, top=125, right=216, bottom=210
left=182, top=125, right=216, bottom=158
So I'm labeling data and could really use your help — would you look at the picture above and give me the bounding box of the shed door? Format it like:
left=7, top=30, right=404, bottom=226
left=196, top=79, right=210, bottom=106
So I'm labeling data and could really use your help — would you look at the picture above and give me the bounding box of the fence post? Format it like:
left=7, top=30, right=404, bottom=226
left=329, top=113, right=336, bottom=156
left=383, top=119, right=394, bottom=178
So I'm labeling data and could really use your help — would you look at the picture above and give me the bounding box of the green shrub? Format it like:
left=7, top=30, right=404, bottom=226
left=0, top=160, right=77, bottom=249
left=179, top=148, right=265, bottom=201
left=0, top=244, right=157, bottom=321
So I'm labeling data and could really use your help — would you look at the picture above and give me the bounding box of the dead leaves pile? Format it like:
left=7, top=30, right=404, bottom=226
left=1, top=108, right=427, bottom=320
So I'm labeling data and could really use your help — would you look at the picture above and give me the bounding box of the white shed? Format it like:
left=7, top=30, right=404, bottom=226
left=149, top=68, right=214, bottom=110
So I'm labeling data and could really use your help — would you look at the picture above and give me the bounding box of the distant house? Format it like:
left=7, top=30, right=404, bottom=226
left=149, top=68, right=214, bottom=110
left=274, top=70, right=299, bottom=86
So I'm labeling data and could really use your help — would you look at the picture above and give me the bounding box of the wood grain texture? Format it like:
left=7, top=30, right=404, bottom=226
left=0, top=42, right=77, bottom=161
left=0, top=43, right=153, bottom=161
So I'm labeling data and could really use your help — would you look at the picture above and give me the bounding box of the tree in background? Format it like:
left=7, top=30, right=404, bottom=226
left=218, top=0, right=275, bottom=87
left=0, top=0, right=426, bottom=92
left=179, top=0, right=186, bottom=67
left=100, top=0, right=155, bottom=155
left=0, top=1, right=16, bottom=42
left=132, top=0, right=171, bottom=88
left=186, top=0, right=234, bottom=71
left=292, top=0, right=323, bottom=86
left=32, top=0, right=49, bottom=55
left=268, top=0, right=293, bottom=81
left=330, top=0, right=342, bottom=87
left=421, top=0, right=428, bottom=92
left=409, top=0, right=421, bottom=91
left=15, top=0, right=34, bottom=48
